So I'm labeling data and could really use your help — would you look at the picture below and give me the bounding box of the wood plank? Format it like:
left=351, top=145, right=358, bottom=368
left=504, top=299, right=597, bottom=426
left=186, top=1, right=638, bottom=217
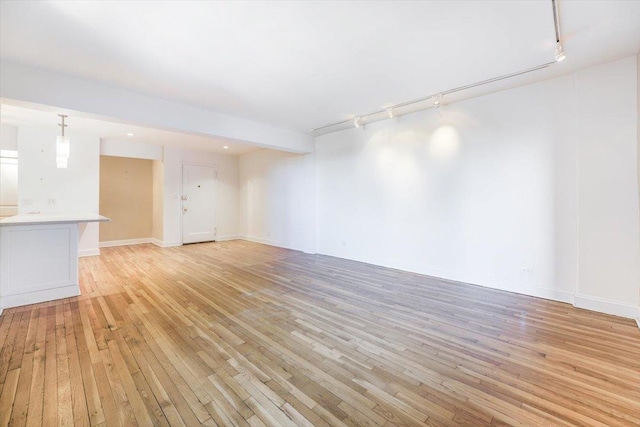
left=0, top=241, right=638, bottom=426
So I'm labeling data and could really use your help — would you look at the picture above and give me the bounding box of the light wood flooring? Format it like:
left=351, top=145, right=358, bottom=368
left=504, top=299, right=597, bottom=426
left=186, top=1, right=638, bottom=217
left=1, top=240, right=639, bottom=426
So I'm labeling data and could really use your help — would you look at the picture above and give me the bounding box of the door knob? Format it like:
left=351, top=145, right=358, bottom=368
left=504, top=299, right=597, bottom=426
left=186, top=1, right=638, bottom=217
left=183, top=206, right=188, bottom=213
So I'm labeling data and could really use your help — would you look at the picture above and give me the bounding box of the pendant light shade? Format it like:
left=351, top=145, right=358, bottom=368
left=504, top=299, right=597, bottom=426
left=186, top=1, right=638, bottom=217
left=56, top=135, right=70, bottom=168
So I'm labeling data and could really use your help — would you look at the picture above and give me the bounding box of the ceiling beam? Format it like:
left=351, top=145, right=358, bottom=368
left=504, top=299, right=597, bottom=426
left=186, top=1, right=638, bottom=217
left=0, top=61, right=314, bottom=154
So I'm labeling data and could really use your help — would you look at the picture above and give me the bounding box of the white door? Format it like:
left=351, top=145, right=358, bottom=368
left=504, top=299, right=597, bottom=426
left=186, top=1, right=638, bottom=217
left=182, top=164, right=216, bottom=244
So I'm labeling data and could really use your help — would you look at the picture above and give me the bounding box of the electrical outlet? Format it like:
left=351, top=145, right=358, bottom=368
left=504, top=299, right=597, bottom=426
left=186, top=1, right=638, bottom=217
left=267, top=231, right=272, bottom=237
left=47, top=198, right=56, bottom=205
left=21, top=198, right=32, bottom=206
left=521, top=268, right=533, bottom=275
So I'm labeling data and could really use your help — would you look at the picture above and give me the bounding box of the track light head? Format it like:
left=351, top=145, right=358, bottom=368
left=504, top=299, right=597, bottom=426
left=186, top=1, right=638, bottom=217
left=354, top=116, right=361, bottom=128
left=554, top=42, right=566, bottom=62
left=433, top=94, right=443, bottom=108
left=387, top=108, right=395, bottom=118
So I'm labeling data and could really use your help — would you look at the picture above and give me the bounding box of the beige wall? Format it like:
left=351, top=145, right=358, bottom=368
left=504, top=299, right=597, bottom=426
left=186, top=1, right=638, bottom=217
left=100, top=156, right=153, bottom=242
left=152, top=160, right=164, bottom=241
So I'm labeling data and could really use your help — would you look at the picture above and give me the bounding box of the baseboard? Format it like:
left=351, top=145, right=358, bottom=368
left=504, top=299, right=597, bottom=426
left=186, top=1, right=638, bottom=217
left=150, top=239, right=181, bottom=248
left=216, top=235, right=241, bottom=242
left=314, top=249, right=640, bottom=321
left=150, top=238, right=164, bottom=247
left=0, top=285, right=80, bottom=310
left=78, top=248, right=100, bottom=257
left=321, top=250, right=576, bottom=305
left=100, top=238, right=152, bottom=248
left=574, top=294, right=639, bottom=319
left=240, top=236, right=307, bottom=253
left=99, top=238, right=183, bottom=248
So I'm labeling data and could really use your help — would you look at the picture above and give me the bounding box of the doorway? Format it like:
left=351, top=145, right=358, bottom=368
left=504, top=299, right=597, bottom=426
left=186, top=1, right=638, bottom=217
left=182, top=164, right=216, bottom=244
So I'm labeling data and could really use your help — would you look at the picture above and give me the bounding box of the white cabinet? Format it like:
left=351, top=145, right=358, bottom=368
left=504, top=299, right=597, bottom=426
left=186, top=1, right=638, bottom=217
left=0, top=213, right=108, bottom=314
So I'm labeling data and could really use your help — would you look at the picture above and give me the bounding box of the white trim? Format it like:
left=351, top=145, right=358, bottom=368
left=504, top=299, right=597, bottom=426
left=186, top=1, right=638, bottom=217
left=151, top=239, right=182, bottom=248
left=574, top=294, right=639, bottom=319
left=312, top=248, right=640, bottom=320
left=0, top=285, right=80, bottom=310
left=99, top=238, right=152, bottom=248
left=216, top=235, right=241, bottom=242
left=78, top=248, right=100, bottom=257
left=241, top=236, right=306, bottom=253
left=319, top=250, right=577, bottom=305
left=150, top=238, right=164, bottom=247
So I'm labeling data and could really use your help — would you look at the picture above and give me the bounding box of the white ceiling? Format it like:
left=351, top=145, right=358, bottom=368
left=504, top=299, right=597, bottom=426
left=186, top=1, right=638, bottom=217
left=1, top=0, right=639, bottom=134
left=0, top=102, right=261, bottom=155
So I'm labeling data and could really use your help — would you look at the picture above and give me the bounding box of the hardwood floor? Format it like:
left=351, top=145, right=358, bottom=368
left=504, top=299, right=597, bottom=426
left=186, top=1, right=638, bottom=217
left=1, top=240, right=639, bottom=426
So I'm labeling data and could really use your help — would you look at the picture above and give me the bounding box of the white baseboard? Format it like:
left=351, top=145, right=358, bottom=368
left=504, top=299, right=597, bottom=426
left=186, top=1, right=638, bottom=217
left=574, top=294, right=639, bottom=319
left=150, top=238, right=163, bottom=247
left=240, top=235, right=312, bottom=253
left=78, top=248, right=100, bottom=257
left=100, top=238, right=181, bottom=248
left=150, top=238, right=180, bottom=248
left=313, top=249, right=640, bottom=323
left=322, top=250, right=576, bottom=305
left=216, top=235, right=241, bottom=242
left=0, top=285, right=80, bottom=311
left=100, top=238, right=152, bottom=248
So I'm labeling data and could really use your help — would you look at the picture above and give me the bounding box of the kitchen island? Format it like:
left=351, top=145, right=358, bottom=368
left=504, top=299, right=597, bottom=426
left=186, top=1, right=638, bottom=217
left=0, top=213, right=109, bottom=314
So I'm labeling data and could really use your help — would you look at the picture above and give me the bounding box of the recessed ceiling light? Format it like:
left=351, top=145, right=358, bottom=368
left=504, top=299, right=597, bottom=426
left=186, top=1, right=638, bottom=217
left=223, top=145, right=229, bottom=149
left=127, top=133, right=134, bottom=136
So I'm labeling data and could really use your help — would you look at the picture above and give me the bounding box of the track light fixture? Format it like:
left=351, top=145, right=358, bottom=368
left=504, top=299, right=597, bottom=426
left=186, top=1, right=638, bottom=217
left=554, top=42, right=566, bottom=62
left=311, top=0, right=565, bottom=136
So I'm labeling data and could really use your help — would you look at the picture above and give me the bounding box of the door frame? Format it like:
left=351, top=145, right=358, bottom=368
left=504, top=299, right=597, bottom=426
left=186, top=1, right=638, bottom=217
left=181, top=162, right=218, bottom=245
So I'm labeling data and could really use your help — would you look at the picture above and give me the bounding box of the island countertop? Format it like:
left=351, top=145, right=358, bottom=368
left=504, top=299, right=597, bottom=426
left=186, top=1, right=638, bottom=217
left=0, top=213, right=110, bottom=226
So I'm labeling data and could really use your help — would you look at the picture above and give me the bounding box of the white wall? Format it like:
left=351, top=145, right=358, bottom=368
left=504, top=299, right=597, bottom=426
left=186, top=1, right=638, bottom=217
left=238, top=149, right=316, bottom=253
left=0, top=125, right=19, bottom=217
left=574, top=58, right=640, bottom=317
left=315, top=56, right=639, bottom=319
left=17, top=126, right=100, bottom=255
left=637, top=52, right=640, bottom=323
left=1, top=124, right=18, bottom=150
left=162, top=147, right=238, bottom=246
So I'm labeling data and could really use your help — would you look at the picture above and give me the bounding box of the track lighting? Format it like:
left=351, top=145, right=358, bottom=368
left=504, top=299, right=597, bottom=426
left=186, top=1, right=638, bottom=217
left=433, top=94, right=443, bottom=108
left=313, top=3, right=564, bottom=136
left=554, top=42, right=566, bottom=62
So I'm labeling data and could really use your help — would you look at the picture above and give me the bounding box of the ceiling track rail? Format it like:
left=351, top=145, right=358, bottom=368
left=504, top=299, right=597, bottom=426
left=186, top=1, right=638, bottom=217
left=312, top=0, right=563, bottom=135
